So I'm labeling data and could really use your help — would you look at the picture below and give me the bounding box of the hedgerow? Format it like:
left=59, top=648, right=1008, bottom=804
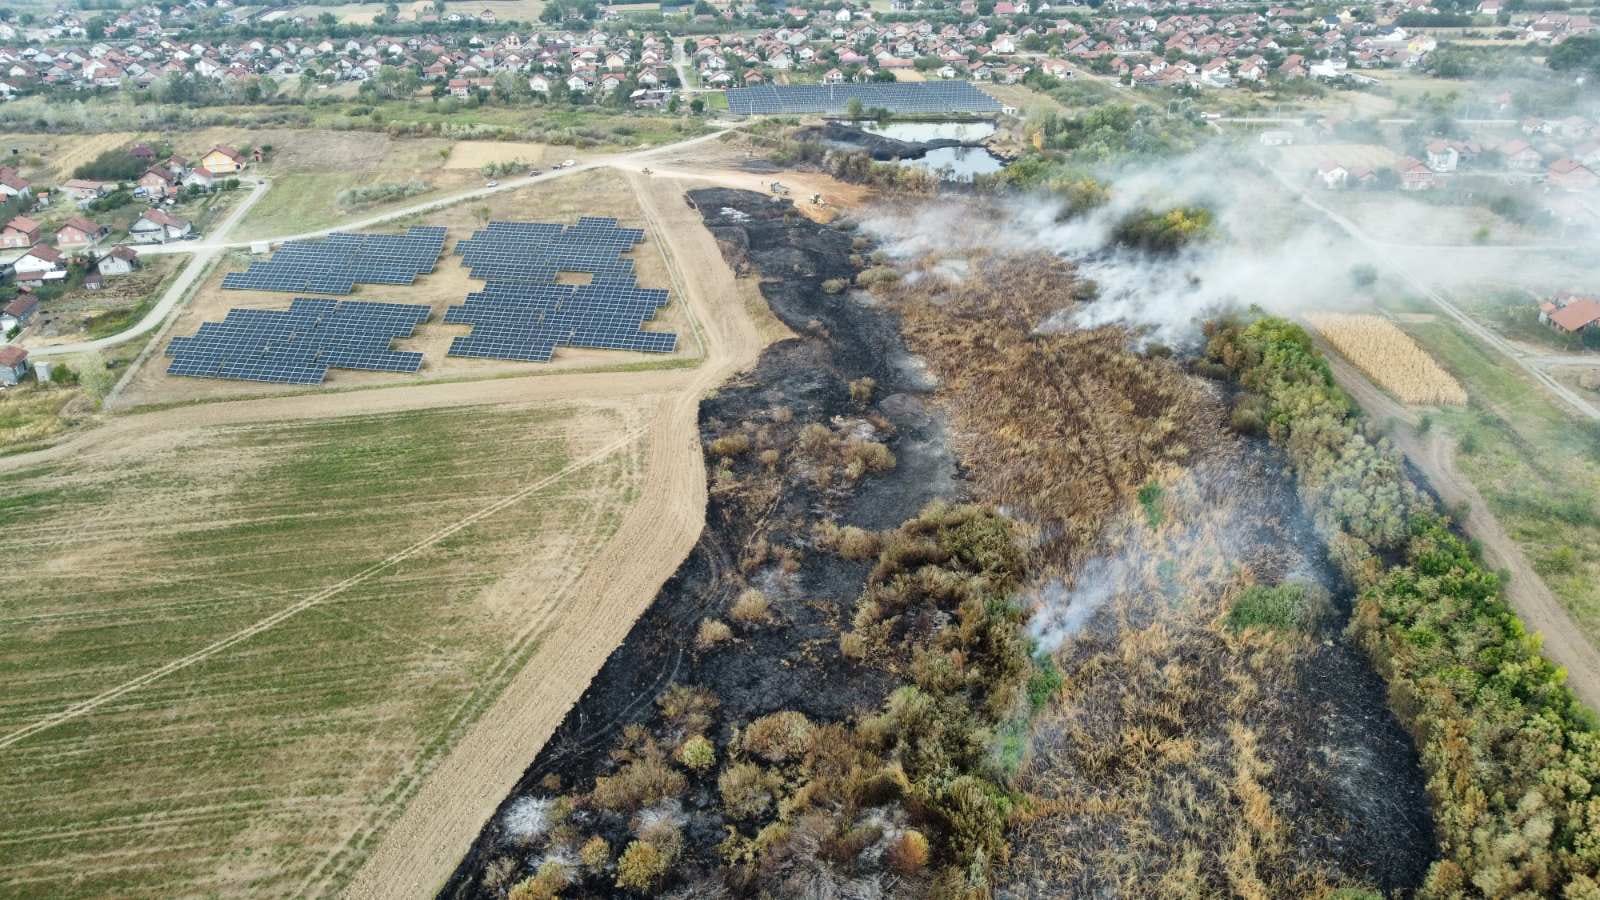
left=1210, top=315, right=1600, bottom=897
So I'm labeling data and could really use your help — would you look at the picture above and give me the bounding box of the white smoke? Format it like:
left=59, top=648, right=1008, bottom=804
left=858, top=141, right=1599, bottom=346
left=1026, top=557, right=1124, bottom=652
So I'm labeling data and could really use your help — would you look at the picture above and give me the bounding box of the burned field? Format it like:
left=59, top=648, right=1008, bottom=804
left=441, top=191, right=1435, bottom=899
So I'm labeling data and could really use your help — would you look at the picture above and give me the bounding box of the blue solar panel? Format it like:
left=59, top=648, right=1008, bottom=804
left=165, top=299, right=432, bottom=384
left=446, top=217, right=678, bottom=363
left=725, top=82, right=1001, bottom=116
left=222, top=227, right=447, bottom=295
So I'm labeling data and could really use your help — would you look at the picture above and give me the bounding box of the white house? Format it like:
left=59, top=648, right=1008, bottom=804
left=11, top=242, right=63, bottom=276
left=1316, top=161, right=1349, bottom=189
left=128, top=208, right=192, bottom=244
left=1425, top=140, right=1459, bottom=173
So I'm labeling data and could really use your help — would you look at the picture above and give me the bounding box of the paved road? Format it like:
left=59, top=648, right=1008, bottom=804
left=23, top=127, right=736, bottom=358
left=1270, top=165, right=1600, bottom=421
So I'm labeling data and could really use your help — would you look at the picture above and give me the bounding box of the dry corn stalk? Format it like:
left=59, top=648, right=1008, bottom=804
left=1306, top=312, right=1467, bottom=406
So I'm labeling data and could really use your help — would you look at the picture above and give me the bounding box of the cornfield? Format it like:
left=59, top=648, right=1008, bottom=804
left=1305, top=313, right=1467, bottom=406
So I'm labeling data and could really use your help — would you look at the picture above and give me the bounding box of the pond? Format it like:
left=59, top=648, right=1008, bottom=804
left=860, top=120, right=998, bottom=143
left=858, top=120, right=1006, bottom=182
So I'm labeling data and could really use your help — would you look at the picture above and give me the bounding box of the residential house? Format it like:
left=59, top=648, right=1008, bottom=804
left=1316, top=161, right=1348, bottom=189
left=0, top=294, right=38, bottom=332
left=1396, top=157, right=1436, bottom=190
left=96, top=244, right=139, bottom=276
left=128, top=208, right=192, bottom=243
left=55, top=216, right=107, bottom=248
left=0, top=214, right=38, bottom=249
left=199, top=144, right=246, bottom=174
left=1500, top=139, right=1542, bottom=172
left=0, top=165, right=30, bottom=199
left=1548, top=159, right=1599, bottom=192
left=138, top=166, right=179, bottom=198
left=182, top=166, right=216, bottom=189
left=1547, top=297, right=1600, bottom=333
left=0, top=344, right=28, bottom=385
left=11, top=243, right=63, bottom=276
left=1424, top=140, right=1459, bottom=173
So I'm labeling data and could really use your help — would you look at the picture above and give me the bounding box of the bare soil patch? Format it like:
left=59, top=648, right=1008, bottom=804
left=444, top=140, right=552, bottom=170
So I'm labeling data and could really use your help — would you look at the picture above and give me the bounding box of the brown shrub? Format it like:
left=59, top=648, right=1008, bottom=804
left=709, top=432, right=753, bottom=458
left=759, top=448, right=782, bottom=470
left=886, top=829, right=931, bottom=876
left=696, top=618, right=734, bottom=649
left=796, top=423, right=834, bottom=456
left=836, top=526, right=881, bottom=560
left=842, top=440, right=896, bottom=480
left=849, top=376, right=877, bottom=405
left=507, top=860, right=570, bottom=900
left=658, top=684, right=719, bottom=735
left=742, top=711, right=815, bottom=763
left=730, top=589, right=772, bottom=625
left=615, top=841, right=669, bottom=892
left=677, top=734, right=716, bottom=771
left=814, top=521, right=881, bottom=560
left=590, top=756, right=686, bottom=814
left=580, top=835, right=611, bottom=873
left=719, top=762, right=782, bottom=819
left=840, top=630, right=868, bottom=660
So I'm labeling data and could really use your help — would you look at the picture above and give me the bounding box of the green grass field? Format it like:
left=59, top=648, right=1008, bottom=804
left=0, top=402, right=637, bottom=898
left=1381, top=298, right=1600, bottom=641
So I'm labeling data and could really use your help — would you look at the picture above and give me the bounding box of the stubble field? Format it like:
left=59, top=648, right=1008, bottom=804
left=0, top=399, right=646, bottom=899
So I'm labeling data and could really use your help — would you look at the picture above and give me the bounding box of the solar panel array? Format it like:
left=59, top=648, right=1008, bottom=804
left=725, top=82, right=1002, bottom=116
left=221, top=226, right=447, bottom=295
left=166, top=298, right=432, bottom=384
left=445, top=217, right=677, bottom=362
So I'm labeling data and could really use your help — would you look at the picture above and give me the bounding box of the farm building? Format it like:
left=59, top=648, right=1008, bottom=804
left=60, top=179, right=111, bottom=205
left=0, top=344, right=29, bottom=385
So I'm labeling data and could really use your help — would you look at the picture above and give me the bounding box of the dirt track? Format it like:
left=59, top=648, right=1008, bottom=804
left=1321, top=351, right=1600, bottom=709
left=339, top=171, right=767, bottom=899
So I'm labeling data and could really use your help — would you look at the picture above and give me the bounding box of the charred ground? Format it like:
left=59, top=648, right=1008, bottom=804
left=439, top=189, right=1435, bottom=900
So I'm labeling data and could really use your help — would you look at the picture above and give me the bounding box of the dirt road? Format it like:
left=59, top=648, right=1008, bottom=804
left=1320, top=351, right=1600, bottom=709
left=338, top=171, right=768, bottom=900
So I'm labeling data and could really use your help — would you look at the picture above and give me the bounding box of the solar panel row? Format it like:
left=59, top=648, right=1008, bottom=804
left=222, top=226, right=447, bottom=295
left=725, top=81, right=1002, bottom=116
left=446, top=217, right=679, bottom=363
left=165, top=298, right=432, bottom=384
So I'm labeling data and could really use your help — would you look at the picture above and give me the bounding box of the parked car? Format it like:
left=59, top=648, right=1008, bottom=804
left=486, top=179, right=499, bottom=187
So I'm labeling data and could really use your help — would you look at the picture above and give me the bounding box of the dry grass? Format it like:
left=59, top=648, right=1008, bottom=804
left=1306, top=312, right=1467, bottom=406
